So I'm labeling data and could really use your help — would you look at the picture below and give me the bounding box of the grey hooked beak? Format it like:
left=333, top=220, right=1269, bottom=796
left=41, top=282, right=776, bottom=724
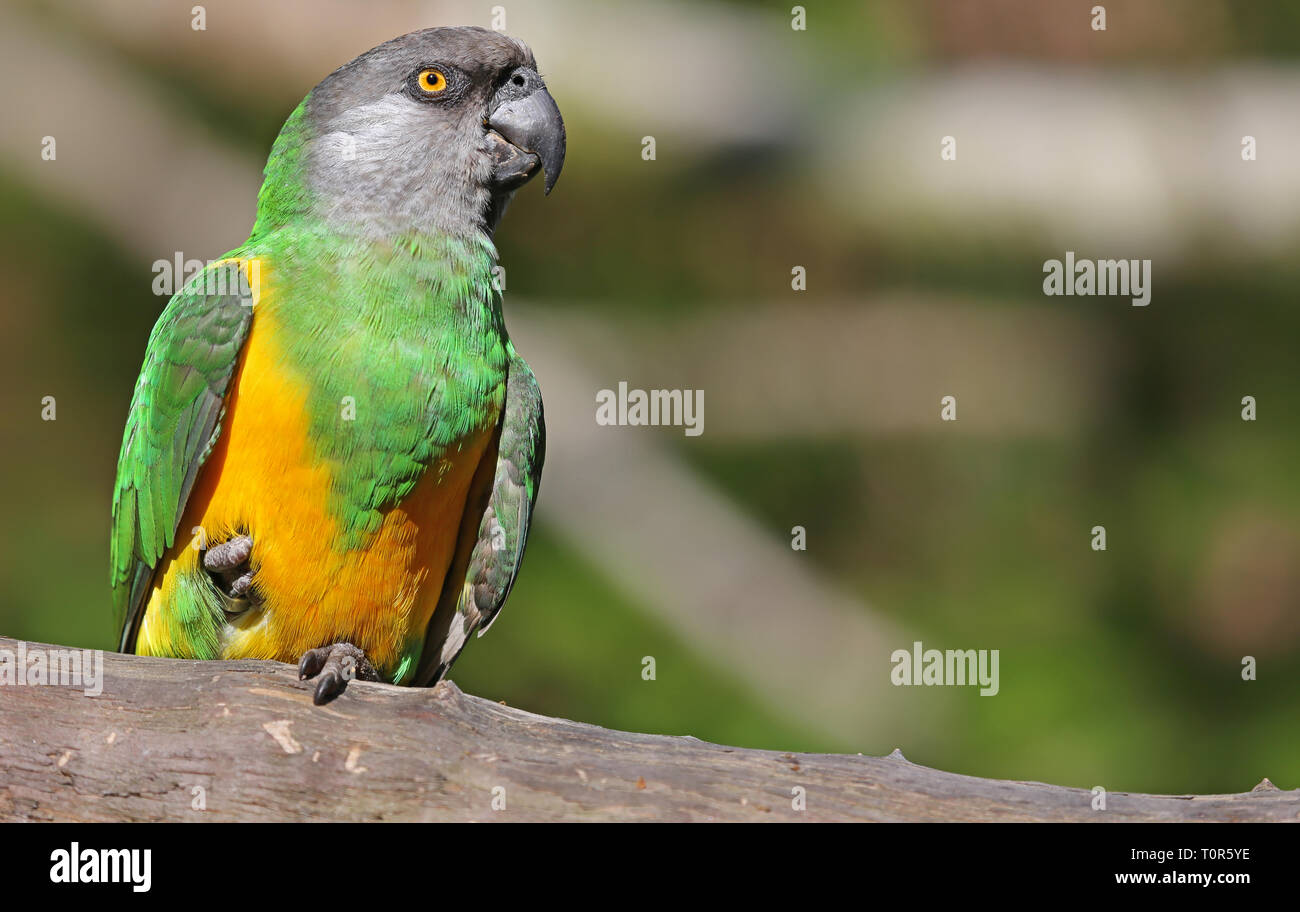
left=487, top=71, right=566, bottom=194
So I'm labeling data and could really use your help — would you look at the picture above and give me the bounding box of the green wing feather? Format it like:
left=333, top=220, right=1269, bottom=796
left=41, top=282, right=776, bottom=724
left=111, top=261, right=254, bottom=653
left=414, top=353, right=545, bottom=685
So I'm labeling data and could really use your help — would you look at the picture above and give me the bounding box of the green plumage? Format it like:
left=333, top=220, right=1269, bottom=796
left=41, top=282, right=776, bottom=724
left=238, top=225, right=510, bottom=548
left=111, top=262, right=252, bottom=652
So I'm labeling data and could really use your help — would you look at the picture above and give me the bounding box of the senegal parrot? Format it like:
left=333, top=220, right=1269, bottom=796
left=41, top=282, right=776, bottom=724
left=110, top=27, right=562, bottom=703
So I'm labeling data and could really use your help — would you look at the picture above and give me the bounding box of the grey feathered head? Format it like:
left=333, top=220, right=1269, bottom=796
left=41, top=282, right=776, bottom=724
left=280, top=26, right=565, bottom=238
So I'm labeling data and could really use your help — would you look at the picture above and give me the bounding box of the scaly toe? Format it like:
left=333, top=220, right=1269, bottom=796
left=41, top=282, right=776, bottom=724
left=203, top=535, right=253, bottom=573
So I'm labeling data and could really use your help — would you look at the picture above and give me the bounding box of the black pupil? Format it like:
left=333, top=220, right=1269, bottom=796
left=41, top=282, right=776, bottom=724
left=512, top=75, right=525, bottom=86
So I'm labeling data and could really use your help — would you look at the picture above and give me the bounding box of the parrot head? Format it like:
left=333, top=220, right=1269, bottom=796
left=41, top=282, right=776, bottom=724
left=259, top=26, right=565, bottom=238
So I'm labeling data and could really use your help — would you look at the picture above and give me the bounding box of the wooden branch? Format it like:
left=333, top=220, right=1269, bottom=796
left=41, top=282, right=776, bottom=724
left=0, top=638, right=1292, bottom=822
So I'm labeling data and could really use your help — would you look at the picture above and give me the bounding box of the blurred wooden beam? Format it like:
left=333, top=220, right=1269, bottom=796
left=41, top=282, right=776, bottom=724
left=824, top=66, right=1300, bottom=260
left=535, top=297, right=1119, bottom=437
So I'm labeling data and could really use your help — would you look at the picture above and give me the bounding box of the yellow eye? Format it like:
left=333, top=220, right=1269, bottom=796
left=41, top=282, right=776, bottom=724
left=417, top=69, right=447, bottom=93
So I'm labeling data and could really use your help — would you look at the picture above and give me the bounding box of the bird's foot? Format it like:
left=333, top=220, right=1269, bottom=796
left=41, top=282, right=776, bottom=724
left=298, top=642, right=378, bottom=705
left=203, top=534, right=258, bottom=610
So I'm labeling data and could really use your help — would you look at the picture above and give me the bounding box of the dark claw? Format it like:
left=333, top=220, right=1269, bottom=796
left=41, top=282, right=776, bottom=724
left=313, top=671, right=345, bottom=705
left=297, top=642, right=378, bottom=705
left=297, top=649, right=325, bottom=680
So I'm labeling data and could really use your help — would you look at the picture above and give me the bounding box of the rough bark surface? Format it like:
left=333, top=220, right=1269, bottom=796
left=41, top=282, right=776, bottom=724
left=0, top=638, right=1293, bottom=822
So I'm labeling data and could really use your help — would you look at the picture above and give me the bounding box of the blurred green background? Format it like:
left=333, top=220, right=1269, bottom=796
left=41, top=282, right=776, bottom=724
left=2, top=0, right=1298, bottom=795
